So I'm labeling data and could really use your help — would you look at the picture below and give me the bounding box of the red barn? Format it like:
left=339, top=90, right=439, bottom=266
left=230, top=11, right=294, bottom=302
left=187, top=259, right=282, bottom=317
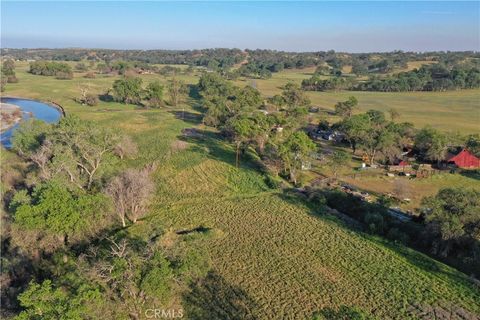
left=447, top=149, right=480, bottom=168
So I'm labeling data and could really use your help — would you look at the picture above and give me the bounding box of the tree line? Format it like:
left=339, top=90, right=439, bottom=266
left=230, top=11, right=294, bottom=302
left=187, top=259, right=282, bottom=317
left=4, top=48, right=478, bottom=78
left=302, top=63, right=480, bottom=92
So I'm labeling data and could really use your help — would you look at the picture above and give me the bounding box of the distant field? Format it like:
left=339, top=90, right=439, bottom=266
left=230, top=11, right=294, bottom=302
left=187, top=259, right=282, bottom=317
left=308, top=90, right=480, bottom=133
left=404, top=60, right=437, bottom=72
left=235, top=69, right=480, bottom=133
left=2, top=63, right=480, bottom=319
left=7, top=61, right=479, bottom=133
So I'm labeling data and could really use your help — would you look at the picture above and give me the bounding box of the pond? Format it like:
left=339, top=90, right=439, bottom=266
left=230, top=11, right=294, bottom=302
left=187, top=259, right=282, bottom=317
left=1, top=97, right=62, bottom=148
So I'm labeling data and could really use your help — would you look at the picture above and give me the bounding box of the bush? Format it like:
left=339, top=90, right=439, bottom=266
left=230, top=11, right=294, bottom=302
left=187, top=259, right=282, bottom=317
left=84, top=94, right=98, bottom=106
left=364, top=212, right=385, bottom=234
left=387, top=228, right=409, bottom=244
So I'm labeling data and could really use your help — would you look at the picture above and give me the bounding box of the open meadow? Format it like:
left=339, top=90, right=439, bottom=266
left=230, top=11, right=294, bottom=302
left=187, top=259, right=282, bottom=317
left=2, top=64, right=480, bottom=319
left=8, top=61, right=480, bottom=133
left=234, top=69, right=480, bottom=133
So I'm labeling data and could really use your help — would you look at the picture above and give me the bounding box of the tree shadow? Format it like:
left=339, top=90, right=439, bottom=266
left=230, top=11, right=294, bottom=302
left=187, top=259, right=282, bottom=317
left=182, top=271, right=258, bottom=320
left=168, top=110, right=202, bottom=125
left=0, top=247, right=37, bottom=313
left=187, top=84, right=201, bottom=100
left=276, top=188, right=480, bottom=286
left=98, top=92, right=114, bottom=102
left=459, top=169, right=480, bottom=181
left=178, top=129, right=262, bottom=173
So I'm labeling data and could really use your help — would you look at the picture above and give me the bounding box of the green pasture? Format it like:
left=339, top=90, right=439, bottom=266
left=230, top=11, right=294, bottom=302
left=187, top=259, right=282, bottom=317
left=1, top=62, right=480, bottom=319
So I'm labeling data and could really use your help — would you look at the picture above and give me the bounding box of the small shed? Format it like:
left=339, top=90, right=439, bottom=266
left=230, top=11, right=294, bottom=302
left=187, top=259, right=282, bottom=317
left=447, top=149, right=480, bottom=168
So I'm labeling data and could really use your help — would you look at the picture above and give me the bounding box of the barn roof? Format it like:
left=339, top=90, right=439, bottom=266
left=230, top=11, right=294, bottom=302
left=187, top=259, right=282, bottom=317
left=447, top=149, right=480, bottom=168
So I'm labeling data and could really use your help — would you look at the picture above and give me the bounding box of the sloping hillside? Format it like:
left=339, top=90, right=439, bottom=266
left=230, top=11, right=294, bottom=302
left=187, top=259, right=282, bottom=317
left=121, top=109, right=479, bottom=319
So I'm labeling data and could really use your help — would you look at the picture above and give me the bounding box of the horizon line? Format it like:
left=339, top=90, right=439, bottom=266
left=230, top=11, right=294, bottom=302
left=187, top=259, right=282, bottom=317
left=2, top=47, right=479, bottom=54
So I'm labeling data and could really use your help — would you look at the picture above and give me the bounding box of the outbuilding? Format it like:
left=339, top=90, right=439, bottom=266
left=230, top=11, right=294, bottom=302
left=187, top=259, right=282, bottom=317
left=446, top=149, right=480, bottom=168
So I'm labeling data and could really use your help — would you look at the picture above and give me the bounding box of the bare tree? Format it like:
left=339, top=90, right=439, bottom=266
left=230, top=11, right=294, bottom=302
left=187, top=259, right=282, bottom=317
left=167, top=75, right=187, bottom=107
left=69, top=128, right=119, bottom=189
left=77, top=83, right=92, bottom=103
left=106, top=165, right=155, bottom=226
left=83, top=237, right=154, bottom=319
left=30, top=140, right=53, bottom=180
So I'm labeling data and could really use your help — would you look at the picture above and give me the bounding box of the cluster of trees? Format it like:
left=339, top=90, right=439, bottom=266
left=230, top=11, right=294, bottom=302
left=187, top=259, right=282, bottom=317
left=414, top=127, right=480, bottom=162
left=1, top=48, right=246, bottom=66
left=198, top=73, right=315, bottom=184
left=301, top=75, right=356, bottom=91
left=110, top=76, right=187, bottom=107
left=421, top=188, right=480, bottom=273
left=1, top=59, right=18, bottom=86
left=29, top=60, right=73, bottom=79
left=4, top=48, right=479, bottom=71
left=358, top=64, right=480, bottom=92
left=234, top=50, right=321, bottom=79
left=2, top=116, right=209, bottom=317
left=328, top=97, right=479, bottom=165
left=333, top=102, right=414, bottom=165
left=302, top=63, right=480, bottom=92
left=306, top=186, right=480, bottom=276
left=8, top=48, right=478, bottom=84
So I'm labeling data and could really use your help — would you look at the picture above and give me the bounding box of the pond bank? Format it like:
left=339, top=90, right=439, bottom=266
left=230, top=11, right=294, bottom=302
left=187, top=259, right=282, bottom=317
left=1, top=103, right=23, bottom=132
left=1, top=95, right=66, bottom=116
left=0, top=97, right=63, bottom=148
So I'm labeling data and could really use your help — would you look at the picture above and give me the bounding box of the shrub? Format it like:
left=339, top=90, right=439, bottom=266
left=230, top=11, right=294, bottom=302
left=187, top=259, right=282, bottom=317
left=387, top=228, right=409, bottom=244
left=364, top=212, right=385, bottom=234
left=84, top=94, right=98, bottom=106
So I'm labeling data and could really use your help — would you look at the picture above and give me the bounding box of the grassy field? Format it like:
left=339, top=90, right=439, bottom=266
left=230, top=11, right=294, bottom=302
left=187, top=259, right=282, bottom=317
left=2, top=64, right=480, bottom=319
left=232, top=64, right=480, bottom=133
left=7, top=61, right=480, bottom=133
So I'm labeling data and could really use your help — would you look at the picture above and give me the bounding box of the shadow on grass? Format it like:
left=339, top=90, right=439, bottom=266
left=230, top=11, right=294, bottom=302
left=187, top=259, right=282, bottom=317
left=459, top=169, right=480, bottom=181
left=178, top=128, right=262, bottom=173
left=183, top=271, right=257, bottom=320
left=276, top=188, right=480, bottom=285
left=168, top=110, right=203, bottom=125
left=188, top=84, right=201, bottom=100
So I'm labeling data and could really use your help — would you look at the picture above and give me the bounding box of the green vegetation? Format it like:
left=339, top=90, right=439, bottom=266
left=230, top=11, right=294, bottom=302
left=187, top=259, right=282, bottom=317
left=302, top=64, right=480, bottom=92
left=29, top=60, right=73, bottom=79
left=1, top=55, right=480, bottom=319
left=1, top=59, right=18, bottom=88
left=421, top=188, right=480, bottom=262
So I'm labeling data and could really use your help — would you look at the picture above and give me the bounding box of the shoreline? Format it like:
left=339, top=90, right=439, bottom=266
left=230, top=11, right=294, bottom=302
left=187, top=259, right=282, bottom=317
left=0, top=95, right=66, bottom=117
left=1, top=103, right=23, bottom=133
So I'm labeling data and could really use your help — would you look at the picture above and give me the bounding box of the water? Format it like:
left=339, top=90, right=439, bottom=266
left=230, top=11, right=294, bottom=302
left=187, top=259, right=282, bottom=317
left=1, top=97, right=62, bottom=148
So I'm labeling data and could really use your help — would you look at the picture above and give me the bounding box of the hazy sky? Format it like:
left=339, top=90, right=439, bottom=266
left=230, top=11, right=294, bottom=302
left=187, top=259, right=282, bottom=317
left=1, top=1, right=479, bottom=52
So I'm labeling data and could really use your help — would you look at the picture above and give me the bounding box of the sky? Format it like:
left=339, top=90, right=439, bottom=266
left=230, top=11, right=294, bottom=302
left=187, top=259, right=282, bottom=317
left=1, top=1, right=479, bottom=52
